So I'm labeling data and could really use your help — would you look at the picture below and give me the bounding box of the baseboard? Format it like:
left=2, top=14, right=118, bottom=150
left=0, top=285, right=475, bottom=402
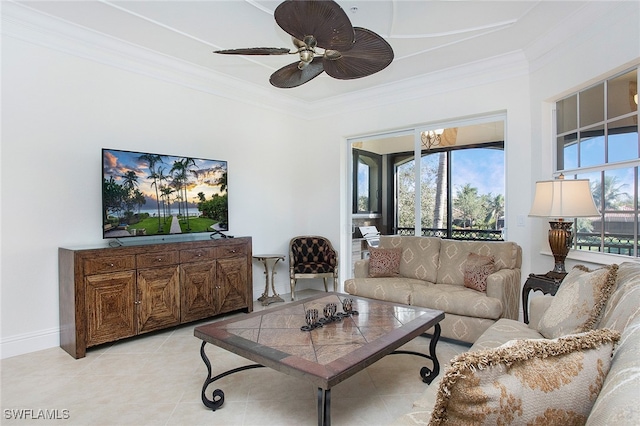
left=1, top=327, right=59, bottom=359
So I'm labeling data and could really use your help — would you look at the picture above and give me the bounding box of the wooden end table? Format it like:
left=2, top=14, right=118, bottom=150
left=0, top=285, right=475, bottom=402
left=522, top=272, right=566, bottom=323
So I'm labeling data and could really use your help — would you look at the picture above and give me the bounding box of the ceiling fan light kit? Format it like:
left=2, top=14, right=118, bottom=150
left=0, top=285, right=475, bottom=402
left=214, top=0, right=394, bottom=88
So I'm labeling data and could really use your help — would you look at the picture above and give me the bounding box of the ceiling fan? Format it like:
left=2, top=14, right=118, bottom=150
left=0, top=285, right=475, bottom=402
left=214, top=0, right=394, bottom=88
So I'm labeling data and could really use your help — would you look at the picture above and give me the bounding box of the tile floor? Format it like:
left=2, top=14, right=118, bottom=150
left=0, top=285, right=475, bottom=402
left=1, top=290, right=469, bottom=425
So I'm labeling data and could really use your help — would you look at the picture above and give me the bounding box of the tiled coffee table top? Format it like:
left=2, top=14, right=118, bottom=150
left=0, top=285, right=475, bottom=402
left=194, top=292, right=444, bottom=389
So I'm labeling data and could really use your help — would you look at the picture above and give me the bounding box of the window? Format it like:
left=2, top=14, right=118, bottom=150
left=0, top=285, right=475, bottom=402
left=555, top=67, right=639, bottom=257
left=394, top=142, right=505, bottom=240
left=350, top=118, right=505, bottom=243
left=353, top=149, right=382, bottom=213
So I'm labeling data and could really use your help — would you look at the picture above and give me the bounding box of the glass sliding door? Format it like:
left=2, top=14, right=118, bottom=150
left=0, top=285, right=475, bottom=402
left=347, top=115, right=506, bottom=277
left=450, top=146, right=505, bottom=239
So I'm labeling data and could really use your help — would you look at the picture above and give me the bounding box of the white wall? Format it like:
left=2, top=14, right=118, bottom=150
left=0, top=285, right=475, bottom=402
left=315, top=73, right=534, bottom=283
left=527, top=1, right=640, bottom=273
left=0, top=35, right=313, bottom=357
left=2, top=2, right=638, bottom=358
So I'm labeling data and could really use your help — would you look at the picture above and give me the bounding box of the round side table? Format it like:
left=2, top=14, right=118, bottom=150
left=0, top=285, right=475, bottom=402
left=253, top=254, right=285, bottom=306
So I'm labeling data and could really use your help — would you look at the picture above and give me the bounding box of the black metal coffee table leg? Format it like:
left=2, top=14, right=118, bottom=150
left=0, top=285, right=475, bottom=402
left=317, top=388, right=331, bottom=426
left=200, top=341, right=264, bottom=411
left=391, top=323, right=441, bottom=384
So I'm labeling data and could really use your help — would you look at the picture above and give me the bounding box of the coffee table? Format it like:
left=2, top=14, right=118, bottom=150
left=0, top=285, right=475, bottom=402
left=194, top=292, right=444, bottom=426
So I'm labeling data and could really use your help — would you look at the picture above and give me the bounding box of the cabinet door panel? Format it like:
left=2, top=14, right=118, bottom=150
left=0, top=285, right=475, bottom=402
left=137, top=266, right=180, bottom=333
left=217, top=257, right=249, bottom=314
left=86, top=271, right=136, bottom=346
left=180, top=261, right=216, bottom=322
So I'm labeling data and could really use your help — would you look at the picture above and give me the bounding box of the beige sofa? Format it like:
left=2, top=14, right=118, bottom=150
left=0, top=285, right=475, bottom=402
left=394, top=261, right=640, bottom=425
left=344, top=236, right=522, bottom=344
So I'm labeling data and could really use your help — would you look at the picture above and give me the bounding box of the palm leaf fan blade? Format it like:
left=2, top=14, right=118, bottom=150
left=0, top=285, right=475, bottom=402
left=323, top=28, right=394, bottom=80
left=274, top=0, right=354, bottom=51
left=215, top=47, right=291, bottom=55
left=269, top=57, right=325, bottom=88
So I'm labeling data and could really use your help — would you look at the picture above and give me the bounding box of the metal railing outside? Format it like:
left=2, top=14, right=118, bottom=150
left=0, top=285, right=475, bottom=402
left=395, top=227, right=503, bottom=241
left=393, top=229, right=638, bottom=256
left=575, top=232, right=638, bottom=257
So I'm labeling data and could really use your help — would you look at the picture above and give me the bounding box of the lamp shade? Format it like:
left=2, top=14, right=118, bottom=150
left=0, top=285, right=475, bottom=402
left=529, top=178, right=600, bottom=218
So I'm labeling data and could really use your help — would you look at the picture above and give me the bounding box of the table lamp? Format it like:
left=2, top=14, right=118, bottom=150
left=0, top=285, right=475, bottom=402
left=528, top=174, right=600, bottom=278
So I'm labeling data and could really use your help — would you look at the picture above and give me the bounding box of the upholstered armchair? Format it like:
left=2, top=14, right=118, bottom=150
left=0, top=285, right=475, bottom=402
left=289, top=236, right=338, bottom=301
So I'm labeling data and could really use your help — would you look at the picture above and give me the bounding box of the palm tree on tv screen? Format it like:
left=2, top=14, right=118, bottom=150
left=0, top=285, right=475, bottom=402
left=170, top=157, right=197, bottom=232
left=139, top=153, right=164, bottom=233
left=160, top=184, right=174, bottom=220
left=121, top=170, right=139, bottom=223
left=103, top=176, right=126, bottom=223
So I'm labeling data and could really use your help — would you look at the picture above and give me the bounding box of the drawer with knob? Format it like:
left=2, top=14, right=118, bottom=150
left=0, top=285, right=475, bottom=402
left=215, top=244, right=247, bottom=259
left=179, top=248, right=216, bottom=263
left=136, top=251, right=179, bottom=268
left=83, top=256, right=135, bottom=275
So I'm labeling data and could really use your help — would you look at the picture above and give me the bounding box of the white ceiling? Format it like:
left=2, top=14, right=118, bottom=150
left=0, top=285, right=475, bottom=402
left=11, top=1, right=601, bottom=105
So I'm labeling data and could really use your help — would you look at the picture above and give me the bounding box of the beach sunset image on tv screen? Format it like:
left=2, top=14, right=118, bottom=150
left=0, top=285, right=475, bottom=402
left=102, top=149, right=228, bottom=239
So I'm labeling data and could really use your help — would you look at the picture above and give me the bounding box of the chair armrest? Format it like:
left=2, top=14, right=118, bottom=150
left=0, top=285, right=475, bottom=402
left=354, top=259, right=370, bottom=278
left=528, top=294, right=554, bottom=331
left=486, top=269, right=521, bottom=320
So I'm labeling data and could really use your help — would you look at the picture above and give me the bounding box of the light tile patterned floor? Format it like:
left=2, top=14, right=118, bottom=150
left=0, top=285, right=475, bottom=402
left=1, top=290, right=468, bottom=425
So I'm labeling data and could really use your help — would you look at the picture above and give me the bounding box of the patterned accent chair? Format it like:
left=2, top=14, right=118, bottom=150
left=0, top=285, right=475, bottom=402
left=289, top=236, right=338, bottom=301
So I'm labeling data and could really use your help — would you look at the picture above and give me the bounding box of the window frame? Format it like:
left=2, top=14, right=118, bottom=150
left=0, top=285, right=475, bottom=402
left=554, top=66, right=639, bottom=258
left=352, top=148, right=382, bottom=214
left=390, top=140, right=505, bottom=240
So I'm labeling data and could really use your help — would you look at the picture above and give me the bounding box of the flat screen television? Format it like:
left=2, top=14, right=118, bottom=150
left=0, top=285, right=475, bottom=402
left=102, top=148, right=228, bottom=240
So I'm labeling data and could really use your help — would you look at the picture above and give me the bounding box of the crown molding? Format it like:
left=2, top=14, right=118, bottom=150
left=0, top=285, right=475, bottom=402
left=3, top=1, right=531, bottom=121
left=307, top=50, right=530, bottom=119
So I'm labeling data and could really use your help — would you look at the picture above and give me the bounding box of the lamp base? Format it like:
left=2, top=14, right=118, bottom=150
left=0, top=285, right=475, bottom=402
left=548, top=220, right=573, bottom=274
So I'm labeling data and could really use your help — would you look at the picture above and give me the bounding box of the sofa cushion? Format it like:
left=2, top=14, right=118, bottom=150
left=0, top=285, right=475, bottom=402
left=597, top=261, right=640, bottom=333
left=537, top=264, right=618, bottom=339
left=586, top=315, right=640, bottom=425
left=380, top=236, right=441, bottom=283
left=343, top=277, right=425, bottom=305
left=437, top=240, right=520, bottom=286
left=463, top=253, right=495, bottom=292
left=430, top=328, right=620, bottom=425
left=411, top=284, right=503, bottom=320
left=368, top=246, right=402, bottom=277
left=471, top=318, right=544, bottom=352
left=433, top=314, right=497, bottom=344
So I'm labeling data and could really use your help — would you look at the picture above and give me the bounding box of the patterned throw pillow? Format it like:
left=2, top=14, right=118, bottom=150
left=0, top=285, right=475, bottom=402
left=537, top=264, right=618, bottom=339
left=463, top=253, right=496, bottom=292
left=368, top=247, right=402, bottom=277
left=430, top=328, right=620, bottom=426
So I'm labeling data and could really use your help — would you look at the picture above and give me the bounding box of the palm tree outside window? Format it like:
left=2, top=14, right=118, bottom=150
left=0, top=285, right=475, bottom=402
left=555, top=67, right=639, bottom=257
